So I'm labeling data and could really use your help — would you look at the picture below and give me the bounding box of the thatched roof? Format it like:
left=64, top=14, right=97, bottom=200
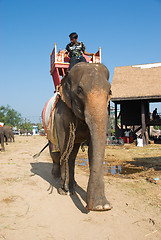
left=111, top=62, right=161, bottom=101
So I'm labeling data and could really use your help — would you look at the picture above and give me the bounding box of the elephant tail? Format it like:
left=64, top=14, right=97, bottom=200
left=32, top=142, right=49, bottom=159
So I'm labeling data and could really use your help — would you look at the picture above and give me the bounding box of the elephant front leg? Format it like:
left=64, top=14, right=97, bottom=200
left=54, top=102, right=78, bottom=195
left=58, top=143, right=80, bottom=195
left=86, top=141, right=112, bottom=211
left=86, top=172, right=112, bottom=211
left=0, top=137, right=5, bottom=151
left=58, top=159, right=70, bottom=195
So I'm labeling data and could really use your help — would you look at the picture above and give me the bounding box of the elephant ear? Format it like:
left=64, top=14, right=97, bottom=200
left=59, top=73, right=72, bottom=109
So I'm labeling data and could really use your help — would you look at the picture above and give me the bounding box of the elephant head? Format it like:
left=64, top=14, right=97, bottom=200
left=60, top=62, right=111, bottom=211
left=60, top=62, right=111, bottom=120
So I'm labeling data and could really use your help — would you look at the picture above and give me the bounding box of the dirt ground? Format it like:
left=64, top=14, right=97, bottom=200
left=0, top=135, right=161, bottom=240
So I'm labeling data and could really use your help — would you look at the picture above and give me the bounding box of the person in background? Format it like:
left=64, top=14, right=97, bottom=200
left=64, top=32, right=95, bottom=70
left=152, top=108, right=157, bottom=120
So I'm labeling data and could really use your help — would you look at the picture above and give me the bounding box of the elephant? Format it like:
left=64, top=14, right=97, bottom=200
left=49, top=62, right=112, bottom=211
left=0, top=127, right=5, bottom=151
left=20, top=129, right=27, bottom=135
left=3, top=125, right=15, bottom=143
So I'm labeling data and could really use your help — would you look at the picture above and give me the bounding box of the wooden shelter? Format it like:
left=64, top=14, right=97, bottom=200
left=111, top=62, right=161, bottom=146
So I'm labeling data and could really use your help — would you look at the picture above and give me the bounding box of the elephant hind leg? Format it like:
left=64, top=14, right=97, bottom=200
left=0, top=143, right=5, bottom=151
left=51, top=153, right=61, bottom=179
left=49, top=141, right=61, bottom=179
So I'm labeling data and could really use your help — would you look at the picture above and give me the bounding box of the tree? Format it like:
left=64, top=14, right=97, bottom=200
left=0, top=106, right=6, bottom=123
left=20, top=120, right=33, bottom=132
left=37, top=122, right=43, bottom=131
left=0, top=105, right=22, bottom=127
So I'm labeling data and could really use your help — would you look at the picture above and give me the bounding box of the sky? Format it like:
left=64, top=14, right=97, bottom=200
left=0, top=0, right=161, bottom=123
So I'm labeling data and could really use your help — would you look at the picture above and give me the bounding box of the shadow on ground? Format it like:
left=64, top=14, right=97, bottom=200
left=131, top=156, right=161, bottom=171
left=30, top=162, right=88, bottom=214
left=104, top=156, right=161, bottom=175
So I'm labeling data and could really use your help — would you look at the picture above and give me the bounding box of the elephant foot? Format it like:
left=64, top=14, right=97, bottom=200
left=86, top=196, right=112, bottom=212
left=58, top=187, right=70, bottom=195
left=58, top=186, right=75, bottom=196
left=92, top=201, right=112, bottom=211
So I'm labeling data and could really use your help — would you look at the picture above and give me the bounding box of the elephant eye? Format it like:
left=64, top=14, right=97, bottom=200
left=77, top=86, right=83, bottom=95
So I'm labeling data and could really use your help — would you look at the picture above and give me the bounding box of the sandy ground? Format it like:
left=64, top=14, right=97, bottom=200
left=0, top=135, right=161, bottom=240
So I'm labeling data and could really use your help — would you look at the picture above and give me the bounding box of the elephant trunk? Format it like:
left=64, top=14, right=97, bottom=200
left=85, top=89, right=108, bottom=210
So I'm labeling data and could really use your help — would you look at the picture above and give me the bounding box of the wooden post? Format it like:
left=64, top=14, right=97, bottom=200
left=54, top=43, right=57, bottom=62
left=115, top=102, right=118, bottom=139
left=99, top=47, right=102, bottom=63
left=147, top=101, right=150, bottom=141
left=120, top=103, right=124, bottom=137
left=106, top=101, right=112, bottom=144
left=141, top=101, right=147, bottom=146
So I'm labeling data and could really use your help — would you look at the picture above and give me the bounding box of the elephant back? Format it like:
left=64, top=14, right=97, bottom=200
left=42, top=93, right=60, bottom=152
left=42, top=93, right=59, bottom=131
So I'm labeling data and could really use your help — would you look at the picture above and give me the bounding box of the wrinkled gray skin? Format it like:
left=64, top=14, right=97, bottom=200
left=0, top=127, right=5, bottom=151
left=49, top=62, right=112, bottom=211
left=3, top=125, right=15, bottom=143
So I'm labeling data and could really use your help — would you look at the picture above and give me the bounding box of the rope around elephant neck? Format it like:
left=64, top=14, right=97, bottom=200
left=60, top=122, right=76, bottom=191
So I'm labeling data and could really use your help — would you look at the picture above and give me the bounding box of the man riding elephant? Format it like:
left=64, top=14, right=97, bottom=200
left=64, top=32, right=95, bottom=70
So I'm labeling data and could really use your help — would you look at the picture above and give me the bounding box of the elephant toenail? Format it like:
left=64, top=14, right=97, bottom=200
left=95, top=205, right=103, bottom=210
left=103, top=203, right=112, bottom=210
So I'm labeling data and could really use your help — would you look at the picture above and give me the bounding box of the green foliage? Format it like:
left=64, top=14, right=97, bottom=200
left=36, top=122, right=43, bottom=131
left=110, top=115, right=115, bottom=133
left=0, top=105, right=43, bottom=133
left=111, top=129, right=115, bottom=135
left=0, top=105, right=23, bottom=127
left=154, top=126, right=161, bottom=130
left=0, top=106, right=6, bottom=123
left=20, top=121, right=33, bottom=132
